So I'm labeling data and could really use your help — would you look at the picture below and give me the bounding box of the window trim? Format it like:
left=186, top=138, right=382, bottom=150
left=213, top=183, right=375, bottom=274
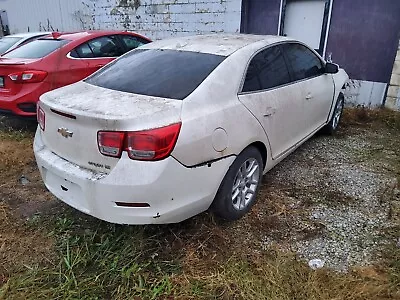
left=282, top=42, right=326, bottom=84
left=66, top=35, right=125, bottom=60
left=238, top=41, right=327, bottom=96
left=117, top=34, right=150, bottom=52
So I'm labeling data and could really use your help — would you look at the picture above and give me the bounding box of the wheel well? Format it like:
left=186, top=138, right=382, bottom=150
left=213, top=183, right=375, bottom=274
left=249, top=141, right=267, bottom=168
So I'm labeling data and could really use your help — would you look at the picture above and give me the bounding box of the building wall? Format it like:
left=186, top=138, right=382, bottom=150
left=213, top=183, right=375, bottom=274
left=386, top=41, right=400, bottom=110
left=0, top=0, right=93, bottom=33
left=326, top=0, right=400, bottom=85
left=0, top=0, right=242, bottom=39
left=240, top=0, right=400, bottom=109
left=240, top=0, right=280, bottom=35
left=90, top=0, right=242, bottom=40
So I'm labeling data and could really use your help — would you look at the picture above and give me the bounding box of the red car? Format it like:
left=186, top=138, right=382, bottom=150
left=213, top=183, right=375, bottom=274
left=0, top=31, right=151, bottom=117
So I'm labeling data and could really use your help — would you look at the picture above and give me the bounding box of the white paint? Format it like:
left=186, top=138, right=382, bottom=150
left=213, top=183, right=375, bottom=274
left=278, top=0, right=284, bottom=34
left=89, top=0, right=242, bottom=40
left=0, top=0, right=92, bottom=33
left=322, top=0, right=333, bottom=58
left=284, top=0, right=326, bottom=49
left=0, top=31, right=51, bottom=54
left=141, top=33, right=291, bottom=55
left=344, top=80, right=387, bottom=108
left=34, top=34, right=349, bottom=224
left=34, top=130, right=235, bottom=224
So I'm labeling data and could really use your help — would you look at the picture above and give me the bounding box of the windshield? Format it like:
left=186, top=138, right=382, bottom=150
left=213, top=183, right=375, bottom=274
left=0, top=37, right=22, bottom=54
left=2, top=39, right=69, bottom=59
left=85, top=49, right=226, bottom=100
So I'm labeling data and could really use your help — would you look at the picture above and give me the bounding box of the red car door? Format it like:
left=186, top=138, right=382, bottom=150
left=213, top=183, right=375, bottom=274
left=71, top=35, right=124, bottom=78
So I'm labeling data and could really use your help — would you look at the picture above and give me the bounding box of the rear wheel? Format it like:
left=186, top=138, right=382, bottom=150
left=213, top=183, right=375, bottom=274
left=212, top=146, right=263, bottom=221
left=323, top=93, right=344, bottom=134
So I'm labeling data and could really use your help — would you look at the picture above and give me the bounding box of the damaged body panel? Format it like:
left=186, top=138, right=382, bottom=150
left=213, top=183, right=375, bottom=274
left=34, top=34, right=348, bottom=224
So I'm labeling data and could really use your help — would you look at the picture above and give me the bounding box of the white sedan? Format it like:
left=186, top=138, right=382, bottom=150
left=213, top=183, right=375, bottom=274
left=0, top=32, right=51, bottom=54
left=34, top=34, right=348, bottom=224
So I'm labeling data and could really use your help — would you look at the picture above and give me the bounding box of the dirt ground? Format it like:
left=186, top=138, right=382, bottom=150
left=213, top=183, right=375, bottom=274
left=0, top=110, right=399, bottom=299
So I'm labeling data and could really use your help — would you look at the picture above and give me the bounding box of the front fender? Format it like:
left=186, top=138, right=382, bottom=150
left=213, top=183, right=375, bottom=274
left=329, top=68, right=349, bottom=120
left=333, top=68, right=349, bottom=101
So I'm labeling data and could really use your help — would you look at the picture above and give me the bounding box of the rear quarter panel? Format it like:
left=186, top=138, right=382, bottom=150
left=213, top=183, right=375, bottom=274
left=172, top=51, right=271, bottom=169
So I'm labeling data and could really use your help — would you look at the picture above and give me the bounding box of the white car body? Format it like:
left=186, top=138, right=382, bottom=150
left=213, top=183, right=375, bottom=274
left=0, top=32, right=51, bottom=54
left=34, top=34, right=348, bottom=224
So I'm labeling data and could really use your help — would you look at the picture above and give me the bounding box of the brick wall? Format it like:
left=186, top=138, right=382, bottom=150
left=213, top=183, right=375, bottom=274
left=87, top=0, right=242, bottom=40
left=386, top=41, right=400, bottom=110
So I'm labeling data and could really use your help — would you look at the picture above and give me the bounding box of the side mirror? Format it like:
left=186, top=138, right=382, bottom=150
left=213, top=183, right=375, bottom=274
left=325, top=62, right=339, bottom=74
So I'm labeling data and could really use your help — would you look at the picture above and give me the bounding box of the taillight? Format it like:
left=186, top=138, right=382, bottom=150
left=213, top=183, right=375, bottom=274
left=8, top=70, right=48, bottom=83
left=126, top=123, right=181, bottom=161
left=97, top=123, right=181, bottom=161
left=97, top=131, right=125, bottom=158
left=37, top=105, right=45, bottom=131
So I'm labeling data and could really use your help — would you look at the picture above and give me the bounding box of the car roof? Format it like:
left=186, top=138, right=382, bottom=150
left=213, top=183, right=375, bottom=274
left=5, top=32, right=51, bottom=39
left=141, top=34, right=293, bottom=56
left=42, top=30, right=147, bottom=42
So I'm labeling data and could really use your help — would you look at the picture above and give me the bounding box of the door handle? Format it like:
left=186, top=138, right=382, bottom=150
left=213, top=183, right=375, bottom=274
left=264, top=107, right=276, bottom=117
left=305, top=93, right=313, bottom=100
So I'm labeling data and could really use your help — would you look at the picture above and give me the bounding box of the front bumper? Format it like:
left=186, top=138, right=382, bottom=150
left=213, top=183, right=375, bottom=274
left=33, top=128, right=234, bottom=224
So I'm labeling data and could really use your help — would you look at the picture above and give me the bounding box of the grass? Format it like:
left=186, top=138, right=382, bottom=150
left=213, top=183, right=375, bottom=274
left=342, top=107, right=400, bottom=130
left=0, top=109, right=400, bottom=299
left=1, top=212, right=398, bottom=300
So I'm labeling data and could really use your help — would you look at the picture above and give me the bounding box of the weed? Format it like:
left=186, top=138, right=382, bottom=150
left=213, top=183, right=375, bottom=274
left=1, top=109, right=400, bottom=299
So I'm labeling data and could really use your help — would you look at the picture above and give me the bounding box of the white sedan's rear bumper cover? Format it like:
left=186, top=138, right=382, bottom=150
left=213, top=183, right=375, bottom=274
left=34, top=128, right=234, bottom=224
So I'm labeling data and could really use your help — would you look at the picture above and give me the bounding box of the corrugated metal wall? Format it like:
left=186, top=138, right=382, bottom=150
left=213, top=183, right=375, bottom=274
left=0, top=0, right=93, bottom=33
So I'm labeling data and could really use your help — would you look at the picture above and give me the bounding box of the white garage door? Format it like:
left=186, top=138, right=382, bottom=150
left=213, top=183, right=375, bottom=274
left=283, top=0, right=327, bottom=51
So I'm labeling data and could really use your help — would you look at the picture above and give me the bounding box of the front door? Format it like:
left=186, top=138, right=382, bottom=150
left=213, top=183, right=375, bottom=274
left=282, top=42, right=335, bottom=135
left=281, top=0, right=331, bottom=56
left=238, top=45, right=308, bottom=160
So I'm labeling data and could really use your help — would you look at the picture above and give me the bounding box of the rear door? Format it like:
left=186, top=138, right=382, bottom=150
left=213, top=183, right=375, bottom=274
left=238, top=44, right=307, bottom=160
left=282, top=43, right=334, bottom=135
left=68, top=35, right=124, bottom=78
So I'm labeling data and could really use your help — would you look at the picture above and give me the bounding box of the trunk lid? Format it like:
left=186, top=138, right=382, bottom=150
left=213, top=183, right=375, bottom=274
left=39, top=81, right=182, bottom=173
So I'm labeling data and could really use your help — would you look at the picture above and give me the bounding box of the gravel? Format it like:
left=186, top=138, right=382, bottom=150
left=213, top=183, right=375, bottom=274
left=261, top=128, right=398, bottom=272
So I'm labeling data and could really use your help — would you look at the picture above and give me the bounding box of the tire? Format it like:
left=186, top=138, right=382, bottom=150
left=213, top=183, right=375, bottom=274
left=323, top=93, right=344, bottom=135
left=212, top=146, right=263, bottom=221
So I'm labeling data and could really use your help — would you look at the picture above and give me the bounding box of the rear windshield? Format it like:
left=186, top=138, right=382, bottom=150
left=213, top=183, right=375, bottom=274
left=2, top=39, right=69, bottom=59
left=0, top=37, right=22, bottom=54
left=85, top=49, right=226, bottom=100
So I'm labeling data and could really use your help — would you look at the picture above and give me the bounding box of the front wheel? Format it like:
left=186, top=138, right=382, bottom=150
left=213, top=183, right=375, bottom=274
left=212, top=146, right=263, bottom=221
left=323, top=93, right=344, bottom=134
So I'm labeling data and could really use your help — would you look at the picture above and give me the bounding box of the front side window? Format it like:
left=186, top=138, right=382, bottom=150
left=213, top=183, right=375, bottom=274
left=283, top=43, right=324, bottom=81
left=2, top=39, right=68, bottom=59
left=242, top=46, right=291, bottom=93
left=120, top=35, right=149, bottom=51
left=70, top=36, right=123, bottom=59
left=85, top=49, right=226, bottom=100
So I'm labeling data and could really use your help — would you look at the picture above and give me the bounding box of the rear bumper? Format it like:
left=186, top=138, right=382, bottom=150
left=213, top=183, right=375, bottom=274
left=33, top=128, right=234, bottom=224
left=0, top=82, right=48, bottom=117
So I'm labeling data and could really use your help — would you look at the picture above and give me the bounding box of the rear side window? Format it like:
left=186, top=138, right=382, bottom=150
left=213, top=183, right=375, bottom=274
left=85, top=49, right=226, bottom=100
left=2, top=39, right=69, bottom=59
left=70, top=36, right=123, bottom=58
left=283, top=43, right=324, bottom=81
left=0, top=37, right=21, bottom=54
left=120, top=35, right=149, bottom=51
left=242, top=46, right=291, bottom=93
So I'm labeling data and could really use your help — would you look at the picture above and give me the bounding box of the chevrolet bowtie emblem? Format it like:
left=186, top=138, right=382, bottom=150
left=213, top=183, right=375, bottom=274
left=58, top=127, right=73, bottom=138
